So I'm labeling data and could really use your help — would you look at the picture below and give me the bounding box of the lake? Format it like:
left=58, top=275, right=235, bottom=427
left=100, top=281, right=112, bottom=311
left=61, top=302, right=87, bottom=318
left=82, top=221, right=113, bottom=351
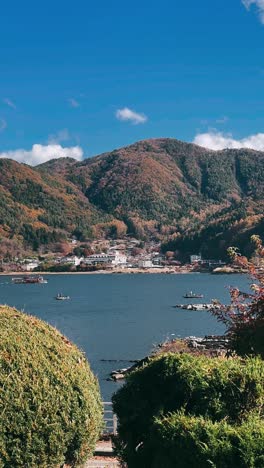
left=0, top=273, right=250, bottom=400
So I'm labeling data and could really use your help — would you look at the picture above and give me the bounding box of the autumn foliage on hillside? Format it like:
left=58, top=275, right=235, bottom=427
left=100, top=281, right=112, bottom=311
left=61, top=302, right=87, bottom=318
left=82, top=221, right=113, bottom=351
left=44, top=139, right=264, bottom=256
left=0, top=158, right=111, bottom=252
left=0, top=138, right=263, bottom=254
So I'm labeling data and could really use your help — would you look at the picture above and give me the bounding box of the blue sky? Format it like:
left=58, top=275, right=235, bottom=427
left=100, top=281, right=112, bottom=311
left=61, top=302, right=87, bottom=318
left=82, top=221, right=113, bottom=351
left=1, top=0, right=264, bottom=164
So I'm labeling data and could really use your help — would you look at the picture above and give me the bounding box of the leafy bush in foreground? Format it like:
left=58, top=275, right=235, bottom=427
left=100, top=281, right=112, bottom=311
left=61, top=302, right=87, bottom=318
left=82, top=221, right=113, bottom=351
left=149, top=413, right=264, bottom=468
left=212, top=235, right=264, bottom=358
left=0, top=306, right=103, bottom=467
left=112, top=353, right=264, bottom=467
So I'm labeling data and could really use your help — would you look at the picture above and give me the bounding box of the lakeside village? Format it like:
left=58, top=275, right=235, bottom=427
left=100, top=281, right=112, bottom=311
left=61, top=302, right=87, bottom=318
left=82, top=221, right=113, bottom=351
left=0, top=237, right=238, bottom=274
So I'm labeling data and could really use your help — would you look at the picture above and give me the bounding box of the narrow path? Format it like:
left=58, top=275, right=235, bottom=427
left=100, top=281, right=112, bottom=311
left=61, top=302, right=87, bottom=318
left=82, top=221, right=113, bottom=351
left=84, top=440, right=121, bottom=468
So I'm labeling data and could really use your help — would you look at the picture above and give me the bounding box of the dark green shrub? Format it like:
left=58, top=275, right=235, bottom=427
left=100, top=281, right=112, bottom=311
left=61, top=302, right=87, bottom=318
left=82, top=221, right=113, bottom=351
left=149, top=413, right=264, bottom=468
left=112, top=353, right=264, bottom=467
left=0, top=306, right=103, bottom=467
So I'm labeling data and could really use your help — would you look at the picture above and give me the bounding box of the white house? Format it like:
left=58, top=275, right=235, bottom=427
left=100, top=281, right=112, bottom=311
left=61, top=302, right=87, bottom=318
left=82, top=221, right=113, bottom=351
left=138, top=259, right=153, bottom=268
left=84, top=251, right=127, bottom=266
left=83, top=254, right=110, bottom=266
left=60, top=256, right=83, bottom=266
left=107, top=250, right=127, bottom=265
left=25, top=261, right=39, bottom=271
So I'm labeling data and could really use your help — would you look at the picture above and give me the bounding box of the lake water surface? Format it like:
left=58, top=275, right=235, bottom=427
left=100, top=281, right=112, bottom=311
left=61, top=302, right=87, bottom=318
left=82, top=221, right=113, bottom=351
left=0, top=273, right=250, bottom=400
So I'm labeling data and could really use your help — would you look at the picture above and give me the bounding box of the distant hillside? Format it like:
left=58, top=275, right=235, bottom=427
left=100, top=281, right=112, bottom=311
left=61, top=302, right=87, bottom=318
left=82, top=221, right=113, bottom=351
left=0, top=138, right=263, bottom=258
left=0, top=158, right=111, bottom=252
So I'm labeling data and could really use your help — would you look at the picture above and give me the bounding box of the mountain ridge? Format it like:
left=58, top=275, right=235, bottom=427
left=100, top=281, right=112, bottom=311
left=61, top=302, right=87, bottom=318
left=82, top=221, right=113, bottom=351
left=0, top=138, right=263, bottom=258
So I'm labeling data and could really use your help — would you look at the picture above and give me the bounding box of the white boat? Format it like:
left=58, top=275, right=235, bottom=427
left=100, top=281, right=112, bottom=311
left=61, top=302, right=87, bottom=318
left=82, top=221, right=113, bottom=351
left=183, top=291, right=204, bottom=299
left=55, top=294, right=70, bottom=301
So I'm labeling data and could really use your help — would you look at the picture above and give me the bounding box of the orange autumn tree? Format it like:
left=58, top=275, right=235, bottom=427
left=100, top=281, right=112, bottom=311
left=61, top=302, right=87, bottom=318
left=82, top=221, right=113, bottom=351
left=212, top=235, right=264, bottom=358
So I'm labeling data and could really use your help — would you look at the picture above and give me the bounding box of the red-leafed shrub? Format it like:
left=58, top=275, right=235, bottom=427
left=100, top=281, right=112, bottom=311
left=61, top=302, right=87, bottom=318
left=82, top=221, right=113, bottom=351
left=212, top=235, right=264, bottom=358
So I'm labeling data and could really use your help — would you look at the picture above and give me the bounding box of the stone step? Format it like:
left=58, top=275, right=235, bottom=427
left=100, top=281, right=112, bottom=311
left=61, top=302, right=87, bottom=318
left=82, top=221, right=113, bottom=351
left=84, top=460, right=120, bottom=468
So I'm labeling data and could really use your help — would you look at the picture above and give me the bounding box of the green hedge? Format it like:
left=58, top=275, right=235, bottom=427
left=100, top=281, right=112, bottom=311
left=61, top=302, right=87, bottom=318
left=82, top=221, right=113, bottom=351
left=148, top=413, right=264, bottom=468
left=112, top=353, right=264, bottom=467
left=0, top=306, right=103, bottom=467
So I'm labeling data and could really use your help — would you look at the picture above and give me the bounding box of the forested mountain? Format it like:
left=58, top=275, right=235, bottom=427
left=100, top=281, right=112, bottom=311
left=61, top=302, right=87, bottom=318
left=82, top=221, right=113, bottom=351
left=0, top=138, right=263, bottom=258
left=0, top=158, right=111, bottom=253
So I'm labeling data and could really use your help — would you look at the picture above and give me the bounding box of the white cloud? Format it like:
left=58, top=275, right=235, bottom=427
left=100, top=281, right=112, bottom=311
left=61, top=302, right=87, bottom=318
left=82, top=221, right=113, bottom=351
left=0, top=144, right=83, bottom=166
left=48, top=129, right=70, bottom=144
left=194, top=130, right=264, bottom=151
left=3, top=98, right=16, bottom=109
left=68, top=98, right=80, bottom=108
left=116, top=107, right=148, bottom=125
left=242, top=0, right=264, bottom=23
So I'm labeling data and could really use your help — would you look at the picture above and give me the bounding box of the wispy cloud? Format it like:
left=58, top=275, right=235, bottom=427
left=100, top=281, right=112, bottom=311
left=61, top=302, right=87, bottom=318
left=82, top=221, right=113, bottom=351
left=0, top=118, right=7, bottom=132
left=200, top=116, right=229, bottom=126
left=116, top=107, right=148, bottom=125
left=48, top=129, right=70, bottom=144
left=194, top=130, right=264, bottom=151
left=0, top=144, right=83, bottom=166
left=242, top=0, right=264, bottom=23
left=3, top=98, right=16, bottom=109
left=68, top=98, right=80, bottom=108
left=215, top=116, right=229, bottom=124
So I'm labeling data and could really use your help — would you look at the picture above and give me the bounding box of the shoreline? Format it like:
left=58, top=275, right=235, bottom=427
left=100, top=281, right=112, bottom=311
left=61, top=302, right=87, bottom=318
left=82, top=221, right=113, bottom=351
left=0, top=268, right=194, bottom=276
left=0, top=266, right=245, bottom=276
left=109, top=335, right=230, bottom=381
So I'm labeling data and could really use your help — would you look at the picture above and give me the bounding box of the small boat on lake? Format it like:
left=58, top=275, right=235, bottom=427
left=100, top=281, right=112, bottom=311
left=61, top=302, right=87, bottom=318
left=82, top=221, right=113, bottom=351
left=12, top=275, right=48, bottom=284
left=183, top=291, right=204, bottom=299
left=55, top=294, right=70, bottom=301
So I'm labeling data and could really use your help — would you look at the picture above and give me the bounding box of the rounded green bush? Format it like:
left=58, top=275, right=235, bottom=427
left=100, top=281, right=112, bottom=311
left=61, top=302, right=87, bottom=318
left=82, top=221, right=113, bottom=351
left=112, top=353, right=264, bottom=467
left=0, top=306, right=103, bottom=467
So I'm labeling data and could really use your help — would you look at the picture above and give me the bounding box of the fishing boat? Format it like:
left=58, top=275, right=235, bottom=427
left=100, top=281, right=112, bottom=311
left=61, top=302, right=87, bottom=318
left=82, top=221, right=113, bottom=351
left=55, top=294, right=70, bottom=301
left=183, top=291, right=204, bottom=299
left=12, top=275, right=48, bottom=284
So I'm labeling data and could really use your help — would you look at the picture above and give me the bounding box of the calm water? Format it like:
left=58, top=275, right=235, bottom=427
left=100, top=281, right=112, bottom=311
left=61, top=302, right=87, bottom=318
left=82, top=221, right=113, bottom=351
left=0, top=273, right=250, bottom=400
